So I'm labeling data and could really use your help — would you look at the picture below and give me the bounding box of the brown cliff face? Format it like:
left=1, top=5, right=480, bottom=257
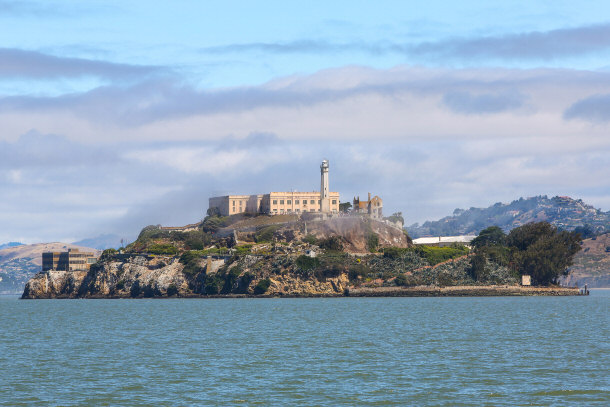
left=304, top=217, right=409, bottom=252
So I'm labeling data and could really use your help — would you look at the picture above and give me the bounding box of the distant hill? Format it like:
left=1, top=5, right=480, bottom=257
left=0, top=242, right=24, bottom=250
left=72, top=234, right=125, bottom=250
left=562, top=233, right=610, bottom=288
left=0, top=243, right=99, bottom=294
left=408, top=196, right=610, bottom=238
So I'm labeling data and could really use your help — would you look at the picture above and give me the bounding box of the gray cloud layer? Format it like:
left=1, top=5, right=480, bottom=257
left=411, top=23, right=610, bottom=60
left=0, top=48, right=167, bottom=80
left=201, top=23, right=610, bottom=61
left=564, top=93, right=610, bottom=122
left=1, top=66, right=609, bottom=127
left=442, top=90, right=526, bottom=115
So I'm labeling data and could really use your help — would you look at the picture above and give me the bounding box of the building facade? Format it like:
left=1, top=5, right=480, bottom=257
left=353, top=193, right=383, bottom=219
left=208, top=160, right=340, bottom=216
left=42, top=248, right=98, bottom=272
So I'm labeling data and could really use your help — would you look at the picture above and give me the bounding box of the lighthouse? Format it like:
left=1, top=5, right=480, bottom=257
left=320, top=159, right=330, bottom=213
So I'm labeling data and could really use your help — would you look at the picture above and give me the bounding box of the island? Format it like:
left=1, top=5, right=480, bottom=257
left=21, top=160, right=585, bottom=299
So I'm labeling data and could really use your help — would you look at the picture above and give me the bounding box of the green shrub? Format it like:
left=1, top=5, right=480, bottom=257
left=100, top=248, right=118, bottom=261
left=383, top=247, right=410, bottom=259
left=395, top=274, right=420, bottom=287
left=222, top=266, right=242, bottom=293
left=166, top=284, right=178, bottom=296
left=367, top=233, right=379, bottom=252
left=204, top=274, right=224, bottom=294
left=295, top=255, right=320, bottom=270
left=115, top=280, right=125, bottom=290
left=254, top=278, right=271, bottom=295
left=147, top=244, right=178, bottom=256
left=468, top=253, right=488, bottom=281
left=317, top=236, right=344, bottom=251
left=235, top=245, right=253, bottom=255
left=302, top=234, right=317, bottom=245
left=416, top=245, right=469, bottom=266
left=348, top=264, right=370, bottom=281
left=255, top=225, right=280, bottom=243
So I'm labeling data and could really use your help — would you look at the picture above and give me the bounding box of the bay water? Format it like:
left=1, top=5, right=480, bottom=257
left=1, top=291, right=608, bottom=406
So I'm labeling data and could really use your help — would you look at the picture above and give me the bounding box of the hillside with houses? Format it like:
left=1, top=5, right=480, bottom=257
left=408, top=196, right=610, bottom=238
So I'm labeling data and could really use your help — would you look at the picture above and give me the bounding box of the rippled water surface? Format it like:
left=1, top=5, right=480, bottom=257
left=1, top=291, right=609, bottom=406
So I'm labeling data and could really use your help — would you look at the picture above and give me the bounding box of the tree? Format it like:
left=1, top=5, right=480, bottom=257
left=385, top=212, right=404, bottom=226
left=573, top=224, right=595, bottom=239
left=507, top=222, right=581, bottom=285
left=472, top=226, right=506, bottom=248
left=207, top=207, right=221, bottom=217
left=339, top=202, right=352, bottom=213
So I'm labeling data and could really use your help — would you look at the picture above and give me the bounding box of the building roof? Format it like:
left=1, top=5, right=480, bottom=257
left=413, top=235, right=476, bottom=245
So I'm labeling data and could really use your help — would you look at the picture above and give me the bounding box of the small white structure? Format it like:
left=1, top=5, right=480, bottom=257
left=412, top=235, right=476, bottom=247
left=521, top=275, right=532, bottom=286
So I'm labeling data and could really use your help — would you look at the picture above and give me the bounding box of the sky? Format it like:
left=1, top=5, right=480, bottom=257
left=2, top=0, right=610, bottom=244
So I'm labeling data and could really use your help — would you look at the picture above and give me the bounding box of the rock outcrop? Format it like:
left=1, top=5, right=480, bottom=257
left=22, top=256, right=191, bottom=299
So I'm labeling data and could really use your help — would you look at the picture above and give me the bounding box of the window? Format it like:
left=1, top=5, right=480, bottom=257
left=280, top=200, right=284, bottom=204
left=280, top=209, right=284, bottom=214
left=332, top=200, right=337, bottom=204
left=318, top=200, right=321, bottom=204
left=232, top=201, right=235, bottom=206
left=295, top=200, right=300, bottom=204
left=287, top=200, right=292, bottom=205
left=287, top=209, right=292, bottom=213
left=310, top=200, right=315, bottom=204
left=273, top=200, right=277, bottom=204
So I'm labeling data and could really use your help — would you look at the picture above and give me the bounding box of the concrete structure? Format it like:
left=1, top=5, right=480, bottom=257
left=208, top=160, right=339, bottom=216
left=412, top=235, right=476, bottom=247
left=42, top=249, right=98, bottom=272
left=320, top=159, right=330, bottom=213
left=353, top=193, right=383, bottom=219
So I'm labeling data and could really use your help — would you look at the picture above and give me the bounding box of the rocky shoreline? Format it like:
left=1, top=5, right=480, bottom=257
left=21, top=265, right=583, bottom=299
left=345, top=285, right=583, bottom=297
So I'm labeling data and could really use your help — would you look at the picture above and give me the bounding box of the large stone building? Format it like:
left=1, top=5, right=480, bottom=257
left=353, top=193, right=383, bottom=219
left=42, top=248, right=98, bottom=272
left=209, top=160, right=340, bottom=216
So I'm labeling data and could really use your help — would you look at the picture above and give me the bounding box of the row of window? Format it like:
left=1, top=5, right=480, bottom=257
left=271, top=199, right=337, bottom=205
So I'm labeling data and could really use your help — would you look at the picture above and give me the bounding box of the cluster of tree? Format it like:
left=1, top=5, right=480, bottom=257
left=471, top=222, right=581, bottom=286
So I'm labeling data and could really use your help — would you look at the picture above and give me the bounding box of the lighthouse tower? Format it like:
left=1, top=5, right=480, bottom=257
left=320, top=160, right=330, bottom=213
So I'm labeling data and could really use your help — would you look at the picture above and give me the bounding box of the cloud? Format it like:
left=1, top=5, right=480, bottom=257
left=2, top=127, right=610, bottom=244
left=0, top=48, right=167, bottom=80
left=0, top=66, right=580, bottom=125
left=201, top=40, right=391, bottom=55
left=411, top=23, right=610, bottom=60
left=442, top=90, right=526, bottom=114
left=564, top=93, right=610, bottom=123
left=200, top=23, right=610, bottom=62
left=0, top=129, right=120, bottom=168
left=0, top=0, right=114, bottom=17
